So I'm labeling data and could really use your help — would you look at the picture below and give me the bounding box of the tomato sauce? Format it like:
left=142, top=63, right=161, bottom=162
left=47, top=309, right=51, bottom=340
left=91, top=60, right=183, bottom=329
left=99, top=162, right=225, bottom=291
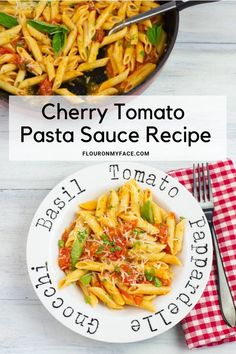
left=58, top=247, right=71, bottom=271
left=39, top=77, right=53, bottom=95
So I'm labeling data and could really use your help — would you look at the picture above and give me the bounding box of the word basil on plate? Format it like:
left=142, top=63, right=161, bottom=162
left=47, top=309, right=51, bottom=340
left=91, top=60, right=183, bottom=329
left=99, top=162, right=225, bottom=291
left=27, top=20, right=68, bottom=53
left=0, top=12, right=18, bottom=29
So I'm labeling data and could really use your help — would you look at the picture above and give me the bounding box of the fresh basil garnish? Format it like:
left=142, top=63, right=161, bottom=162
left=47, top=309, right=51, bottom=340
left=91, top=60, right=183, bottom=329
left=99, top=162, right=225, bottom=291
left=147, top=24, right=163, bottom=46
left=58, top=239, right=64, bottom=248
left=27, top=20, right=68, bottom=53
left=71, top=238, right=82, bottom=268
left=52, top=31, right=65, bottom=54
left=154, top=277, right=162, bottom=287
left=0, top=12, right=18, bottom=29
left=80, top=273, right=92, bottom=286
left=70, top=230, right=88, bottom=268
left=27, top=20, right=61, bottom=34
left=141, top=200, right=154, bottom=224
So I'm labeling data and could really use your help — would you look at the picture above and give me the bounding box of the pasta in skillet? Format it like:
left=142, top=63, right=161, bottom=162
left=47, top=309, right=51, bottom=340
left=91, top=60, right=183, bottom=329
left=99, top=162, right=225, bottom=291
left=0, top=0, right=168, bottom=96
left=58, top=180, right=185, bottom=311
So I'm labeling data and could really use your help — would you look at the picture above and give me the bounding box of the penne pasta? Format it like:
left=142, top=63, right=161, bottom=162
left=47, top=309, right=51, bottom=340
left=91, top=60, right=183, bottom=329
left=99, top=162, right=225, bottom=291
left=0, top=1, right=167, bottom=96
left=98, top=69, right=129, bottom=93
left=57, top=170, right=184, bottom=312
left=89, top=287, right=123, bottom=309
left=58, top=269, right=86, bottom=289
left=129, top=284, right=171, bottom=295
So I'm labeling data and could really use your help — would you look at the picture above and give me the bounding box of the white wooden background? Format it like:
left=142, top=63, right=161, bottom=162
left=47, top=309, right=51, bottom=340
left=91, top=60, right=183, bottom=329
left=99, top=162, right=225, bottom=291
left=1, top=1, right=236, bottom=353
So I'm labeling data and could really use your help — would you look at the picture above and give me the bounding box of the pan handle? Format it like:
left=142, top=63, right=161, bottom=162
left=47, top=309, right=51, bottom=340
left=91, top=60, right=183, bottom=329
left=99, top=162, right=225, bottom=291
left=176, top=0, right=219, bottom=11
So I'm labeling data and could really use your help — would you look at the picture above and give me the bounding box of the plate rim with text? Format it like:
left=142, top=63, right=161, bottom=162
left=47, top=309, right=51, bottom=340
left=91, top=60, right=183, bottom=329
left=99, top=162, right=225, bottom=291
left=27, top=162, right=213, bottom=343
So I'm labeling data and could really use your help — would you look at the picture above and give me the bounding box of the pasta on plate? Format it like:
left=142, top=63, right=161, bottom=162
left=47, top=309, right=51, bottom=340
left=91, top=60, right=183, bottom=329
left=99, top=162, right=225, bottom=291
left=58, top=179, right=185, bottom=312
left=0, top=0, right=167, bottom=96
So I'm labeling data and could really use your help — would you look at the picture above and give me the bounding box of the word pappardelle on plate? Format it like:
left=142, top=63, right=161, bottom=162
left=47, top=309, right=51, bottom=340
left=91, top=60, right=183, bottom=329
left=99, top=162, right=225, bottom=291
left=0, top=0, right=167, bottom=96
left=58, top=180, right=185, bottom=312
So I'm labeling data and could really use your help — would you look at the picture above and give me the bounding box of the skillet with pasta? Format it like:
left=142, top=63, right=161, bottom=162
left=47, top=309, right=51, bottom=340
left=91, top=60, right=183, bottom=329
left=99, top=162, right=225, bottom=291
left=58, top=179, right=185, bottom=311
left=0, top=0, right=167, bottom=96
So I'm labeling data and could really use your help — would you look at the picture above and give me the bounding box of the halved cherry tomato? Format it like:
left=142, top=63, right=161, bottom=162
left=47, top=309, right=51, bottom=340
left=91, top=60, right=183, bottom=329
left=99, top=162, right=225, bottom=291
left=39, top=77, right=53, bottom=96
left=134, top=295, right=143, bottom=306
left=0, top=47, right=14, bottom=55
left=58, top=247, right=71, bottom=271
left=161, top=279, right=171, bottom=286
left=119, top=288, right=133, bottom=301
left=11, top=54, right=27, bottom=69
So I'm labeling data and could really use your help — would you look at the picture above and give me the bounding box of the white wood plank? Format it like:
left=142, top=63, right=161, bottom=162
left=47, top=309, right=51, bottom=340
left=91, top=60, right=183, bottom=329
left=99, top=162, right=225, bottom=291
left=1, top=300, right=236, bottom=354
left=178, top=1, right=236, bottom=44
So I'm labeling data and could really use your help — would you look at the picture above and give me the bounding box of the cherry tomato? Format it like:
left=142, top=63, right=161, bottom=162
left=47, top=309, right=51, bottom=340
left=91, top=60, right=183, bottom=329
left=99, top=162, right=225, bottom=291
left=119, top=288, right=133, bottom=301
left=162, top=279, right=171, bottom=286
left=58, top=247, right=71, bottom=271
left=0, top=47, right=14, bottom=55
left=11, top=54, right=24, bottom=67
left=158, top=223, right=168, bottom=244
left=39, top=77, right=53, bottom=96
left=121, top=264, right=136, bottom=284
left=134, top=295, right=143, bottom=306
left=87, top=243, right=98, bottom=258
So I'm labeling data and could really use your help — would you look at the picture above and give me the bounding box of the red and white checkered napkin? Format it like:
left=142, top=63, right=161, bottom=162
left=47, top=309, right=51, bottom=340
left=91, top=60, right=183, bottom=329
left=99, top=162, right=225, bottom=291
left=168, top=160, right=236, bottom=349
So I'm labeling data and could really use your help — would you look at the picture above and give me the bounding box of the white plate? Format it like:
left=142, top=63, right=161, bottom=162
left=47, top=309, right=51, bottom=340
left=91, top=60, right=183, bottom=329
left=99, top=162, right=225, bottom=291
left=27, top=162, right=212, bottom=343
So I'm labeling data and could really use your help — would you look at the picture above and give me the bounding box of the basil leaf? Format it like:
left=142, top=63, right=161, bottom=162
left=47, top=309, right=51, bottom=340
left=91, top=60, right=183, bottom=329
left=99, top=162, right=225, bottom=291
left=147, top=24, right=163, bottom=46
left=58, top=239, right=64, bottom=248
left=141, top=200, right=154, bottom=224
left=70, top=230, right=88, bottom=268
left=71, top=238, right=83, bottom=268
left=78, top=229, right=88, bottom=243
left=145, top=271, right=153, bottom=282
left=95, top=245, right=104, bottom=255
left=27, top=20, right=59, bottom=34
left=60, top=24, right=69, bottom=34
left=85, top=296, right=91, bottom=304
left=0, top=12, right=18, bottom=29
left=52, top=31, right=64, bottom=54
left=145, top=268, right=155, bottom=282
left=154, top=277, right=162, bottom=287
left=80, top=274, right=92, bottom=286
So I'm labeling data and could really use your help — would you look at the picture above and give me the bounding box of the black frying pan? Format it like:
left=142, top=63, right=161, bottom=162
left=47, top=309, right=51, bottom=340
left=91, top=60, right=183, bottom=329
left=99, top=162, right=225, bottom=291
left=129, top=0, right=220, bottom=95
left=0, top=1, right=219, bottom=101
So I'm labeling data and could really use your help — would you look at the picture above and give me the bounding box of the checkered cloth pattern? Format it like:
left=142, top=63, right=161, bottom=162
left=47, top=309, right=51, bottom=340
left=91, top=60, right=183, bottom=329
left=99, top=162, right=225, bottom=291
left=168, top=160, right=236, bottom=349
